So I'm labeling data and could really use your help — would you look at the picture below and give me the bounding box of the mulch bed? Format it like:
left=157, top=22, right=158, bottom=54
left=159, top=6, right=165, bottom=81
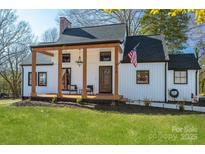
left=12, top=100, right=204, bottom=115
left=95, top=103, right=204, bottom=115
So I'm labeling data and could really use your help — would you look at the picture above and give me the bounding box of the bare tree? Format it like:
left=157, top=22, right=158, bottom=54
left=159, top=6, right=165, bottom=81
left=186, top=15, right=205, bottom=58
left=0, top=10, right=33, bottom=65
left=109, top=10, right=144, bottom=35
left=58, top=10, right=112, bottom=27
left=58, top=9, right=144, bottom=35
left=0, top=47, right=27, bottom=98
left=42, top=28, right=58, bottom=42
left=0, top=39, right=33, bottom=98
left=0, top=9, right=33, bottom=98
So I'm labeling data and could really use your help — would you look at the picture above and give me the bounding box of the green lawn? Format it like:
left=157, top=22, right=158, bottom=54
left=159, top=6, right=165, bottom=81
left=0, top=105, right=204, bottom=144
left=0, top=99, right=21, bottom=104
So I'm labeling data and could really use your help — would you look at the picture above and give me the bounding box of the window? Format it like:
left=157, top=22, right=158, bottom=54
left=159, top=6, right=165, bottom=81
left=136, top=70, right=149, bottom=84
left=100, top=52, right=111, bottom=61
left=28, top=72, right=37, bottom=86
left=174, top=71, right=187, bottom=84
left=62, top=53, right=70, bottom=63
left=38, top=72, right=47, bottom=86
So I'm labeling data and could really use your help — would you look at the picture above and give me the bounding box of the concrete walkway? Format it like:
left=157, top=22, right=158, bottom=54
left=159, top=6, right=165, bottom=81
left=127, top=101, right=205, bottom=113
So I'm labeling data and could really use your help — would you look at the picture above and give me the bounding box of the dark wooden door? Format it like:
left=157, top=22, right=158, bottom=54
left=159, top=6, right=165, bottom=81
left=99, top=66, right=112, bottom=93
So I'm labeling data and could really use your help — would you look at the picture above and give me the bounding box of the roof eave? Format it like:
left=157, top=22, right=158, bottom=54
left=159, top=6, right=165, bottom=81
left=30, top=40, right=123, bottom=49
left=168, top=67, right=201, bottom=70
left=21, top=63, right=54, bottom=66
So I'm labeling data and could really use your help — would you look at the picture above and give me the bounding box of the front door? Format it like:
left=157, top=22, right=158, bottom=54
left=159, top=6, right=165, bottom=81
left=99, top=66, right=112, bottom=93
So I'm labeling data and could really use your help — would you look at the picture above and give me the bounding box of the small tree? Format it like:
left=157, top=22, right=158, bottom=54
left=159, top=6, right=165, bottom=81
left=139, top=10, right=190, bottom=53
left=150, top=9, right=205, bottom=25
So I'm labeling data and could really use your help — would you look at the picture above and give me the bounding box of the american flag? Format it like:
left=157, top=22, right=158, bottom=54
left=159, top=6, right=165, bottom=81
left=128, top=44, right=139, bottom=67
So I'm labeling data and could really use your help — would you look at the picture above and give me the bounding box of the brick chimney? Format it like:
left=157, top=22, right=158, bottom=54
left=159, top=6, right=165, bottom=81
left=60, top=17, right=72, bottom=34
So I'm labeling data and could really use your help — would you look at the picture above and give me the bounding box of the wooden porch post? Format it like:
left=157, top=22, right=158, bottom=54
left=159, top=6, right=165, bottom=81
left=82, top=48, right=87, bottom=99
left=31, top=50, right=37, bottom=97
left=58, top=49, right=62, bottom=97
left=114, top=46, right=119, bottom=99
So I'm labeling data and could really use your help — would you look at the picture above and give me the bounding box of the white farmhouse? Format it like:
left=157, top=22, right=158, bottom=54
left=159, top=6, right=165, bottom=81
left=21, top=17, right=200, bottom=103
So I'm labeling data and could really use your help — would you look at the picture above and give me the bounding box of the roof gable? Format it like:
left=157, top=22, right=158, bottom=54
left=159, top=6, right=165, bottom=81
left=31, top=23, right=126, bottom=47
left=122, top=35, right=168, bottom=63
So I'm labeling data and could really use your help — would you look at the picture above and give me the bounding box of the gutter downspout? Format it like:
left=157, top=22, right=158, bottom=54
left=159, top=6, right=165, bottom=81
left=165, top=62, right=167, bottom=102
left=21, top=66, right=24, bottom=99
left=196, top=70, right=198, bottom=96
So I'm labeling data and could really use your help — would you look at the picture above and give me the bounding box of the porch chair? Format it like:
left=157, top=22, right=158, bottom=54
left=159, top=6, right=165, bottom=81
left=68, top=85, right=78, bottom=94
left=87, top=85, right=94, bottom=95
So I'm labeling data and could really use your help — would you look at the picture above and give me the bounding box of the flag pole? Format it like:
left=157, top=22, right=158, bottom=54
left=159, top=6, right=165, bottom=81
left=133, top=43, right=140, bottom=50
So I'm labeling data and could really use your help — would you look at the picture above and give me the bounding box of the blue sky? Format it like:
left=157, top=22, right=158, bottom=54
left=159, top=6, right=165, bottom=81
left=17, top=10, right=60, bottom=40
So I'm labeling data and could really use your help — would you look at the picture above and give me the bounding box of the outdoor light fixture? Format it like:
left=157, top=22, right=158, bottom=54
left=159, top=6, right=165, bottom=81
left=75, top=50, right=83, bottom=66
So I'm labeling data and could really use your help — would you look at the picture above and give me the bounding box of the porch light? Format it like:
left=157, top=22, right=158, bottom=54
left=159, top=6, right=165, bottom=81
left=75, top=55, right=83, bottom=67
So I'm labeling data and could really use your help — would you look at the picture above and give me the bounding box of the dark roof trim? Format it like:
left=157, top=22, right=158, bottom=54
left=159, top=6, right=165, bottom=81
left=21, top=63, right=54, bottom=66
left=31, top=39, right=123, bottom=48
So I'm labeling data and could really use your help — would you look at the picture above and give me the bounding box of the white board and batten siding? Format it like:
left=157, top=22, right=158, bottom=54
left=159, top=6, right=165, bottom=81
left=167, top=70, right=197, bottom=101
left=23, top=49, right=198, bottom=102
left=87, top=48, right=119, bottom=94
left=23, top=65, right=58, bottom=97
left=119, top=63, right=166, bottom=102
left=61, top=48, right=117, bottom=94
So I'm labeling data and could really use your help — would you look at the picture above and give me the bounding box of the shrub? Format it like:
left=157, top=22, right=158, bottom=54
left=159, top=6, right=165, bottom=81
left=76, top=98, right=82, bottom=104
left=144, top=98, right=151, bottom=107
left=51, top=97, right=57, bottom=104
left=200, top=93, right=205, bottom=96
left=178, top=100, right=185, bottom=112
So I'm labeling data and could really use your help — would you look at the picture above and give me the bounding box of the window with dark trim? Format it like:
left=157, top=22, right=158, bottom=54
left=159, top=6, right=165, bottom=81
left=28, top=72, right=37, bottom=86
left=174, top=70, right=187, bottom=84
left=38, top=72, right=47, bottom=86
left=100, top=52, right=111, bottom=61
left=62, top=53, right=71, bottom=63
left=136, top=70, right=149, bottom=84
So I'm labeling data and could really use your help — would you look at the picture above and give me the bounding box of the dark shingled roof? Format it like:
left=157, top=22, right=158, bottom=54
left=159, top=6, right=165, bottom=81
left=168, top=54, right=200, bottom=70
left=122, top=35, right=169, bottom=63
left=21, top=53, right=53, bottom=66
left=24, top=23, right=200, bottom=70
left=31, top=23, right=126, bottom=47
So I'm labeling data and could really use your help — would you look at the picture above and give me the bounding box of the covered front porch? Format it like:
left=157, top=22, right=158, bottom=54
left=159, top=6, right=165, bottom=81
left=30, top=42, right=122, bottom=102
